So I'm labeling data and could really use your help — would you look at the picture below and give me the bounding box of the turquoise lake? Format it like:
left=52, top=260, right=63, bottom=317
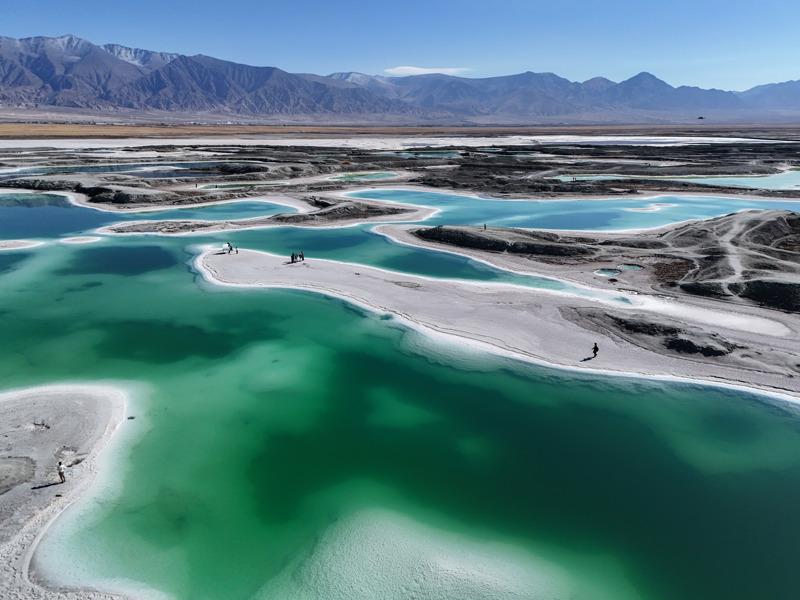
left=556, top=170, right=800, bottom=191
left=2, top=186, right=799, bottom=600
left=348, top=188, right=800, bottom=229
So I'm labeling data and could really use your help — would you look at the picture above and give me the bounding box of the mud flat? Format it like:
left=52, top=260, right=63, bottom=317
left=199, top=248, right=800, bottom=401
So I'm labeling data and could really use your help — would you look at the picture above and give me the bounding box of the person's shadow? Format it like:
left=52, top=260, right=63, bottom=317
left=580, top=355, right=597, bottom=362
left=31, top=481, right=63, bottom=490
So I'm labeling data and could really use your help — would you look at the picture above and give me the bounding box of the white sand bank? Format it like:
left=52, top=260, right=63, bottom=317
left=97, top=195, right=436, bottom=236
left=258, top=509, right=578, bottom=600
left=0, top=240, right=45, bottom=251
left=59, top=236, right=103, bottom=245
left=0, top=384, right=130, bottom=600
left=372, top=224, right=793, bottom=339
left=199, top=248, right=800, bottom=401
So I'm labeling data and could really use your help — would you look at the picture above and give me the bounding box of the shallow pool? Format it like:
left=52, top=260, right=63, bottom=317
left=348, top=188, right=800, bottom=230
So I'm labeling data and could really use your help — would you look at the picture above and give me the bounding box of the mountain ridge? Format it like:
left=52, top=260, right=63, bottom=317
left=0, top=35, right=798, bottom=123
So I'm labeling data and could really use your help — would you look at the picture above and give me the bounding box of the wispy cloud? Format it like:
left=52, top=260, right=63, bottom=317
left=384, top=65, right=470, bottom=76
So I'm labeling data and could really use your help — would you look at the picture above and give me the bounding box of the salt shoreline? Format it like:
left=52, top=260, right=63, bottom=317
left=90, top=183, right=800, bottom=240
left=0, top=186, right=313, bottom=216
left=95, top=195, right=438, bottom=236
left=197, top=247, right=800, bottom=404
left=340, top=183, right=800, bottom=205
left=335, top=184, right=800, bottom=238
left=70, top=193, right=313, bottom=215
left=59, top=236, right=103, bottom=245
left=0, top=134, right=785, bottom=151
left=371, top=220, right=796, bottom=319
left=340, top=182, right=800, bottom=211
left=0, top=383, right=132, bottom=600
left=0, top=239, right=45, bottom=251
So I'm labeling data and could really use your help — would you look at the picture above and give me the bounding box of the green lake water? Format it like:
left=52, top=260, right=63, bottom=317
left=2, top=188, right=800, bottom=600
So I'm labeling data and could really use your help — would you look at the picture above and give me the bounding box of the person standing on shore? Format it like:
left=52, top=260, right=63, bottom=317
left=592, top=343, right=599, bottom=358
left=57, top=461, right=66, bottom=484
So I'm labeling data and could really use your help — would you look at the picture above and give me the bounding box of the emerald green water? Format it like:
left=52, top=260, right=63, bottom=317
left=0, top=193, right=627, bottom=301
left=3, top=187, right=800, bottom=600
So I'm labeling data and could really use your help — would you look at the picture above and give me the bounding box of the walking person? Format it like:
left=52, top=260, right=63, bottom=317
left=291, top=252, right=296, bottom=263
left=58, top=461, right=66, bottom=484
left=299, top=251, right=304, bottom=262
left=592, top=342, right=599, bottom=358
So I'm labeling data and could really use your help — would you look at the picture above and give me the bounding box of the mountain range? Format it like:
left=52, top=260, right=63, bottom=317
left=2, top=35, right=800, bottom=123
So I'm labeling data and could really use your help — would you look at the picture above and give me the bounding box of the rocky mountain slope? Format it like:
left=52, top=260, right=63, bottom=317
left=2, top=35, right=800, bottom=122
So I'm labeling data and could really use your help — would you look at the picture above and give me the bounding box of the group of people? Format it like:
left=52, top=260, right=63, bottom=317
left=290, top=251, right=305, bottom=263
left=224, top=242, right=238, bottom=255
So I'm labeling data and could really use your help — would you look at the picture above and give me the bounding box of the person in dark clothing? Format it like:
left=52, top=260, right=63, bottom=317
left=592, top=343, right=599, bottom=358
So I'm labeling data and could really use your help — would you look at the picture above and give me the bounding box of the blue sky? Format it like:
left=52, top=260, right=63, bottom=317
left=4, top=0, right=799, bottom=90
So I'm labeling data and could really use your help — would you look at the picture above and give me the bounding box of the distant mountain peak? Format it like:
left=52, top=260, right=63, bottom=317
left=616, top=72, right=674, bottom=94
left=626, top=71, right=669, bottom=84
left=102, top=42, right=178, bottom=71
left=581, top=76, right=617, bottom=92
left=583, top=76, right=616, bottom=85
